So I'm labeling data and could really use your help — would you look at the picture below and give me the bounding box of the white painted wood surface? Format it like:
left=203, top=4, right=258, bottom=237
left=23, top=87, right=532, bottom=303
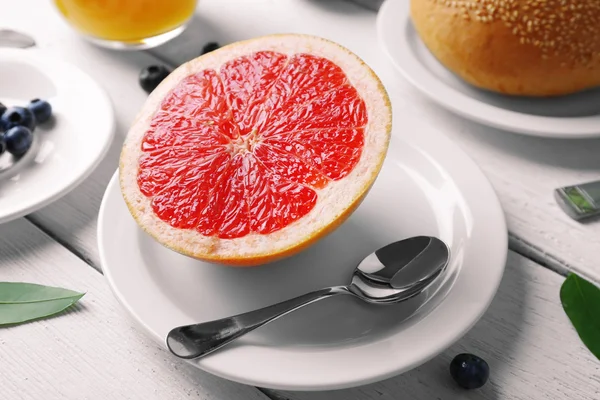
left=2, top=1, right=600, bottom=398
left=1, top=220, right=597, bottom=399
left=0, top=219, right=270, bottom=400
left=8, top=0, right=599, bottom=286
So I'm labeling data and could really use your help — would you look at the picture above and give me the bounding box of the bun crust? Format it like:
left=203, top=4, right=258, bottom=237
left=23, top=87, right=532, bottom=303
left=410, top=0, right=600, bottom=97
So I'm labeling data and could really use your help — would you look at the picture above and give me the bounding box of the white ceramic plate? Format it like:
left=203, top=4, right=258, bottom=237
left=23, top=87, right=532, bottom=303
left=98, top=119, right=508, bottom=391
left=0, top=48, right=114, bottom=223
left=377, top=0, right=600, bottom=138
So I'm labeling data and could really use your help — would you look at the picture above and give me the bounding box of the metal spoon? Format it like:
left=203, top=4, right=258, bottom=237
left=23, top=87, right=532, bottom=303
left=166, top=236, right=450, bottom=360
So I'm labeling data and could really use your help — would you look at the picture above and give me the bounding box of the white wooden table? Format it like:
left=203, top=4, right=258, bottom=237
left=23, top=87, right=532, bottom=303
left=2, top=0, right=599, bottom=399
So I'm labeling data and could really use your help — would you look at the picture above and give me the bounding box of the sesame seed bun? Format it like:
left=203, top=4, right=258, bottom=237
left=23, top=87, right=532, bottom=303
left=410, top=0, right=600, bottom=97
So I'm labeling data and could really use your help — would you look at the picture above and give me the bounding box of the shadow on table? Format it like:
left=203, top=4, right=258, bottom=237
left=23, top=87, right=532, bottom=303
left=270, top=254, right=527, bottom=400
left=472, top=129, right=600, bottom=172
left=299, top=0, right=371, bottom=14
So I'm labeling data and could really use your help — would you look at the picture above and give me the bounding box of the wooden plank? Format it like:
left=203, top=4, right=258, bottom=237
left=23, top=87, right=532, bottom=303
left=268, top=252, right=600, bottom=400
left=0, top=218, right=270, bottom=400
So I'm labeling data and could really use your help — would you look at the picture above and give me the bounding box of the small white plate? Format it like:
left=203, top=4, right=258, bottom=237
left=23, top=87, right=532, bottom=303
left=0, top=48, right=114, bottom=223
left=98, top=119, right=508, bottom=391
left=377, top=0, right=600, bottom=138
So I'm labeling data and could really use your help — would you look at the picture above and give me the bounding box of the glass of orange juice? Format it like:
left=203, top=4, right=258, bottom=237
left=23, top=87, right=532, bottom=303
left=53, top=0, right=197, bottom=50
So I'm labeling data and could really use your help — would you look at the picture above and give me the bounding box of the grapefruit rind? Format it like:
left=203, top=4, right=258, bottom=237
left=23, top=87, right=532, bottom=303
left=119, top=34, right=392, bottom=266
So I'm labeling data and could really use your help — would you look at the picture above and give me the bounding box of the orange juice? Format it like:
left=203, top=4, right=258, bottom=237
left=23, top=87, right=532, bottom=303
left=54, top=0, right=197, bottom=43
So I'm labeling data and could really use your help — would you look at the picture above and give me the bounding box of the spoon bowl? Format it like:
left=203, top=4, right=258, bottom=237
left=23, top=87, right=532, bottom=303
left=351, top=236, right=449, bottom=303
left=167, top=236, right=450, bottom=360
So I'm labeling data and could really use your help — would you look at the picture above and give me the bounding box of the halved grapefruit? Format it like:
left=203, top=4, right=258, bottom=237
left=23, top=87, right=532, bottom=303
left=119, top=34, right=392, bottom=266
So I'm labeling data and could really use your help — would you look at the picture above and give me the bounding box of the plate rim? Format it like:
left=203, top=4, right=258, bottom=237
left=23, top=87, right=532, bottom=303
left=98, top=121, right=508, bottom=391
left=377, top=0, right=600, bottom=139
left=0, top=47, right=115, bottom=224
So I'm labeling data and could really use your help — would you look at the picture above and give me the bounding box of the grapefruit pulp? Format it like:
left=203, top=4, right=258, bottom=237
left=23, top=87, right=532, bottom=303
left=120, top=34, right=392, bottom=266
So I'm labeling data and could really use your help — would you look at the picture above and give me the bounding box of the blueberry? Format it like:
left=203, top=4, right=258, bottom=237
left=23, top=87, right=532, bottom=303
left=4, top=126, right=33, bottom=156
left=450, top=353, right=489, bottom=389
left=0, top=102, right=6, bottom=117
left=28, top=98, right=52, bottom=124
left=0, top=106, right=36, bottom=132
left=0, top=134, right=6, bottom=156
left=201, top=41, right=220, bottom=55
left=139, top=65, right=172, bottom=94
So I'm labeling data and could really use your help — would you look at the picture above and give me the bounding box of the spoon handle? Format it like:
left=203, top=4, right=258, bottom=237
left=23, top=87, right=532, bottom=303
left=166, top=286, right=350, bottom=359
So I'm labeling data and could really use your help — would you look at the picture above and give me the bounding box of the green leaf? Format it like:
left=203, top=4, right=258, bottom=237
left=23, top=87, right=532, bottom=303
left=560, top=273, right=600, bottom=360
left=0, top=282, right=85, bottom=326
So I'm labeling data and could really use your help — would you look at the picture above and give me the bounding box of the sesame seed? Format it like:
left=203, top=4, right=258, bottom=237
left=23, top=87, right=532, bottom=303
left=431, top=0, right=600, bottom=66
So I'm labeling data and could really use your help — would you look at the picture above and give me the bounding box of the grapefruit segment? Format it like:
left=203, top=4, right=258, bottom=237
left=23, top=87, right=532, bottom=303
left=263, top=127, right=364, bottom=180
left=261, top=54, right=348, bottom=112
left=259, top=84, right=367, bottom=136
left=200, top=154, right=250, bottom=239
left=254, top=144, right=330, bottom=189
left=147, top=152, right=231, bottom=229
left=220, top=51, right=288, bottom=135
left=142, top=114, right=230, bottom=150
left=120, top=34, right=392, bottom=266
left=247, top=159, right=318, bottom=235
left=159, top=70, right=239, bottom=139
left=192, top=152, right=319, bottom=239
